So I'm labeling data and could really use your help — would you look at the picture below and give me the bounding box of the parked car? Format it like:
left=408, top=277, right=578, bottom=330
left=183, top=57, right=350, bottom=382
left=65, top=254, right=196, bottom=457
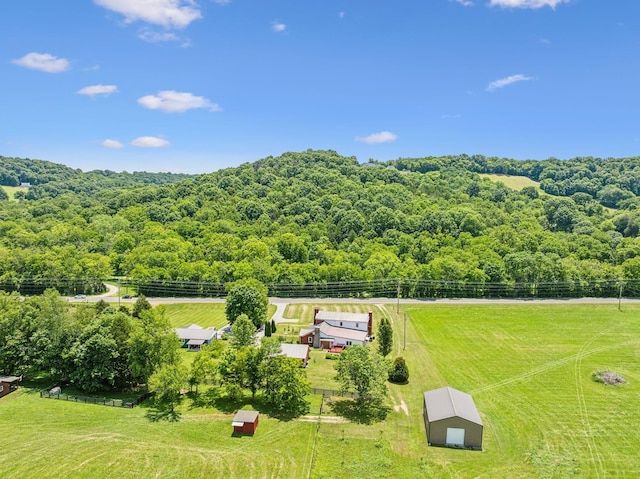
left=73, top=294, right=87, bottom=299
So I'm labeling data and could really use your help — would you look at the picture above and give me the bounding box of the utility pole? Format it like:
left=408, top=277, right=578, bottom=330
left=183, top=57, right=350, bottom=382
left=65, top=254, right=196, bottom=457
left=403, top=312, right=407, bottom=351
left=118, top=278, right=121, bottom=307
left=618, top=279, right=624, bottom=312
left=396, top=279, right=400, bottom=313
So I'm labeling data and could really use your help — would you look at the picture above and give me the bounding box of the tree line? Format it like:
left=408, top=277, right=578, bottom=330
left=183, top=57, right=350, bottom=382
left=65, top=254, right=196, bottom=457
left=2, top=150, right=640, bottom=299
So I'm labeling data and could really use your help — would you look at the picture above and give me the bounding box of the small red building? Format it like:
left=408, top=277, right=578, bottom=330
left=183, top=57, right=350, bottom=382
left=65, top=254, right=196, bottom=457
left=232, top=410, right=259, bottom=435
left=0, top=376, right=21, bottom=399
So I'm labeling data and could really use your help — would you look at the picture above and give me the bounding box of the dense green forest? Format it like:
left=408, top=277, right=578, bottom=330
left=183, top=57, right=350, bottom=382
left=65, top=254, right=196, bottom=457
left=2, top=150, right=640, bottom=298
left=0, top=156, right=191, bottom=199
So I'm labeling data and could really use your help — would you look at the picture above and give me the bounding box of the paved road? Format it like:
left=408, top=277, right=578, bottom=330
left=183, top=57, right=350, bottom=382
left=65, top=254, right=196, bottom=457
left=70, top=289, right=639, bottom=306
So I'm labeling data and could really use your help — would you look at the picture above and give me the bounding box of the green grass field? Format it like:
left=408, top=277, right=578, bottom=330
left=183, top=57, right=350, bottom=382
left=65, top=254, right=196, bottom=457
left=1, top=185, right=22, bottom=200
left=2, top=302, right=639, bottom=478
left=163, top=303, right=229, bottom=329
left=480, top=173, right=542, bottom=191
left=164, top=303, right=276, bottom=329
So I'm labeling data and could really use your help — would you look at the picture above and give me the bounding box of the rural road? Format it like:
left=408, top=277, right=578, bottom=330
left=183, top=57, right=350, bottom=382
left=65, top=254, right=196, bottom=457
left=70, top=286, right=640, bottom=306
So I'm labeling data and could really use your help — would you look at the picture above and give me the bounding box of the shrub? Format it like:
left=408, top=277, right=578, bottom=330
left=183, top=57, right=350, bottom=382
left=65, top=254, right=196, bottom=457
left=388, top=356, right=409, bottom=384
left=592, top=370, right=626, bottom=386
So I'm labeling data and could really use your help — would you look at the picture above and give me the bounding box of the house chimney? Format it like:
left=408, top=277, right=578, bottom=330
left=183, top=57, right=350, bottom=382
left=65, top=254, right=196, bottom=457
left=368, top=311, right=373, bottom=336
left=313, top=306, right=320, bottom=324
left=313, top=325, right=321, bottom=349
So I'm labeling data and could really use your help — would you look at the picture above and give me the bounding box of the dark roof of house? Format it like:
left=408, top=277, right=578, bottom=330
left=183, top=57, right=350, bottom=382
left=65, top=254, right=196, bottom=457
left=424, top=387, right=483, bottom=426
left=0, top=376, right=20, bottom=383
left=233, top=410, right=259, bottom=423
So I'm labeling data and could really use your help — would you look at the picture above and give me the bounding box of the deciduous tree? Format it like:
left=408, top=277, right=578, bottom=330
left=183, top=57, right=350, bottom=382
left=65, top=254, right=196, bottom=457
left=225, top=279, right=268, bottom=328
left=335, top=345, right=389, bottom=407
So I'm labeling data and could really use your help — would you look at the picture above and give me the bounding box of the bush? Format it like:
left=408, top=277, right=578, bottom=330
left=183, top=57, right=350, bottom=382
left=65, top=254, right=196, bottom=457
left=325, top=353, right=339, bottom=360
left=592, top=370, right=626, bottom=386
left=388, top=356, right=409, bottom=384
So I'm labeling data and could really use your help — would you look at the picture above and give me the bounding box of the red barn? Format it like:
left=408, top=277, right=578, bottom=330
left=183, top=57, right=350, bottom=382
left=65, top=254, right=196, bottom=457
left=232, top=410, right=259, bottom=435
left=0, top=376, right=21, bottom=399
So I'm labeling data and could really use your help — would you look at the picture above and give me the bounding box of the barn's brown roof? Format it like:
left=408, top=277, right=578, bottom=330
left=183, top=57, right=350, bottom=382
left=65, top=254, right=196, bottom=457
left=424, top=387, right=482, bottom=426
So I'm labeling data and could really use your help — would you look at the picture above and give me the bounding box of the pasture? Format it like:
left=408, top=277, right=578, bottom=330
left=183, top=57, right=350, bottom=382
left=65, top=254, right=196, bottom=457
left=1, top=185, right=22, bottom=200
left=1, top=302, right=639, bottom=478
left=479, top=173, right=542, bottom=191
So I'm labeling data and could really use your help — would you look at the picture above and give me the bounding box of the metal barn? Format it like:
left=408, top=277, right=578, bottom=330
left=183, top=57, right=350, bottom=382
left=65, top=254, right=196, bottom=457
left=423, top=387, right=483, bottom=450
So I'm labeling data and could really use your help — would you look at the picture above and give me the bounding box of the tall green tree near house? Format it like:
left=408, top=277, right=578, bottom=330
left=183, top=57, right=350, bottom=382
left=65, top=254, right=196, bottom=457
left=230, top=314, right=256, bottom=349
left=377, top=317, right=393, bottom=357
left=148, top=363, right=188, bottom=413
left=225, top=279, right=268, bottom=328
left=128, top=309, right=181, bottom=384
left=335, top=345, right=389, bottom=408
left=260, top=355, right=310, bottom=417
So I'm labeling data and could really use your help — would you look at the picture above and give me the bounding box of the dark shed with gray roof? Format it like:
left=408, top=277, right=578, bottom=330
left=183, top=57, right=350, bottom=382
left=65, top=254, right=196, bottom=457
left=423, top=387, right=483, bottom=450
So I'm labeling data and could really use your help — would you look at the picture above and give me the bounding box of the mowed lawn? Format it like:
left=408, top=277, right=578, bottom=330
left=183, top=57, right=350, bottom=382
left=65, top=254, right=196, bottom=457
left=2, top=303, right=639, bottom=478
left=164, top=303, right=276, bottom=329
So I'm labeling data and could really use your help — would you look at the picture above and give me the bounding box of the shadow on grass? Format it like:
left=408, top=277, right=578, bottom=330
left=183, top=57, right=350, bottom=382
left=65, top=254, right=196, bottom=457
left=330, top=399, right=391, bottom=424
left=188, top=387, right=223, bottom=409
left=202, top=393, right=306, bottom=421
left=140, top=397, right=182, bottom=422
left=144, top=407, right=182, bottom=422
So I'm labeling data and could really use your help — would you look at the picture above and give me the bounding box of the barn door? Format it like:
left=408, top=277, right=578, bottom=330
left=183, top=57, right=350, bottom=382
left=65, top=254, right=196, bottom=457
left=446, top=428, right=465, bottom=446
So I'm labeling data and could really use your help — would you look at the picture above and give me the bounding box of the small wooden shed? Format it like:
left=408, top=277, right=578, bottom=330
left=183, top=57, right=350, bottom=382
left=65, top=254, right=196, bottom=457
left=423, top=387, right=483, bottom=450
left=232, top=410, right=259, bottom=435
left=0, top=376, right=21, bottom=399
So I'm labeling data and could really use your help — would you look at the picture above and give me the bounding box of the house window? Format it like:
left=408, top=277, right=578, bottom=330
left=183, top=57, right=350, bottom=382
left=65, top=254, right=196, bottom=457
left=0, top=385, right=3, bottom=393
left=356, top=323, right=359, bottom=328
left=346, top=341, right=352, bottom=346
left=308, top=336, right=313, bottom=344
left=340, top=322, right=343, bottom=326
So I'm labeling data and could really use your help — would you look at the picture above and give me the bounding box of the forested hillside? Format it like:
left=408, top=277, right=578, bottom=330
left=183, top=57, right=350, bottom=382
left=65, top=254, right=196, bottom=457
left=2, top=150, right=640, bottom=297
left=0, top=156, right=192, bottom=199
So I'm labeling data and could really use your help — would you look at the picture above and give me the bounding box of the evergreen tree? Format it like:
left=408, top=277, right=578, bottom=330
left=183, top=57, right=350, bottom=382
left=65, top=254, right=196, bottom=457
left=388, top=356, right=409, bottom=384
left=264, top=321, right=272, bottom=337
left=378, top=317, right=393, bottom=357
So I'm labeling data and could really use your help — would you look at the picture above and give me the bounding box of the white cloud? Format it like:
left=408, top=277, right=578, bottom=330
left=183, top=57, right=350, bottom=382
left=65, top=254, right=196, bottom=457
left=94, top=0, right=202, bottom=28
left=486, top=74, right=533, bottom=91
left=489, top=0, right=570, bottom=9
left=451, top=0, right=474, bottom=6
left=138, top=90, right=222, bottom=113
left=131, top=136, right=170, bottom=147
left=338, top=11, right=345, bottom=19
left=12, top=52, right=70, bottom=73
left=138, top=29, right=180, bottom=42
left=77, top=84, right=118, bottom=96
left=102, top=139, right=124, bottom=148
left=355, top=131, right=398, bottom=144
left=272, top=21, right=286, bottom=32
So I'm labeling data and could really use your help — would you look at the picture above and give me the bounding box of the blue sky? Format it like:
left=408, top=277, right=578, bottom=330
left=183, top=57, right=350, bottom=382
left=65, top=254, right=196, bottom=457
left=1, top=0, right=639, bottom=173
